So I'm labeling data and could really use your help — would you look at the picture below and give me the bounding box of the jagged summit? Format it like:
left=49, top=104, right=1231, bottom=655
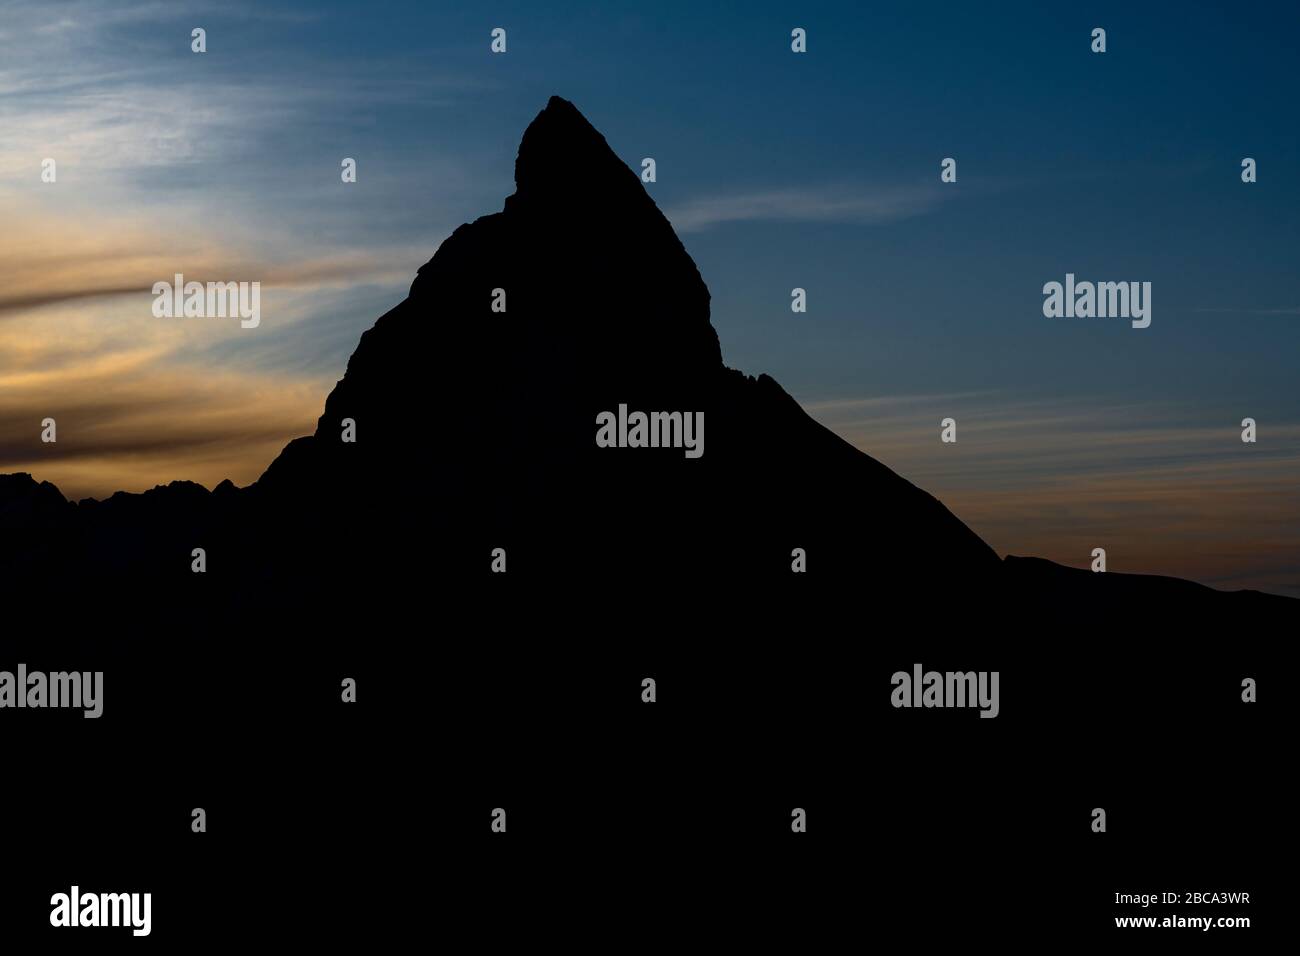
left=407, top=94, right=721, bottom=372
left=510, top=96, right=637, bottom=207
left=260, top=96, right=728, bottom=502
left=249, top=96, right=995, bottom=585
left=505, top=97, right=689, bottom=249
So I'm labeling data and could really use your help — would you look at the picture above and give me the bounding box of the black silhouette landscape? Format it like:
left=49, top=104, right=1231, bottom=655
left=2, top=97, right=1294, bottom=631
left=1, top=95, right=1289, bottom=950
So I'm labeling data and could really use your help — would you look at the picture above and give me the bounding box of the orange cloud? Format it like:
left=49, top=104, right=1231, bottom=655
left=0, top=198, right=408, bottom=318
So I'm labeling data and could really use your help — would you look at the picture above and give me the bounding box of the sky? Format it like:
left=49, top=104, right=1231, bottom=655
left=1, top=0, right=1297, bottom=595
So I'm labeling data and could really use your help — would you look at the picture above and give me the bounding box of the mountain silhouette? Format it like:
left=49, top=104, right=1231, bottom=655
left=1, top=96, right=1293, bottom=629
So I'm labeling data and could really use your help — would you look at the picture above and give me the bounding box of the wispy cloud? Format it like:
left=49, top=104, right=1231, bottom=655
left=0, top=198, right=416, bottom=317
left=803, top=391, right=1300, bottom=596
left=0, top=0, right=465, bottom=500
left=1193, top=307, right=1300, bottom=315
left=662, top=185, right=945, bottom=233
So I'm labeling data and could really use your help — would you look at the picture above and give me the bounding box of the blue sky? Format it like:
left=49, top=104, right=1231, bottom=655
left=1, top=1, right=1297, bottom=593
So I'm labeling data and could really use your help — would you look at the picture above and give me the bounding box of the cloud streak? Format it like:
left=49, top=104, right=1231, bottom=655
left=804, top=391, right=1300, bottom=597
left=1193, top=307, right=1300, bottom=316
left=0, top=198, right=415, bottom=319
left=662, top=185, right=945, bottom=232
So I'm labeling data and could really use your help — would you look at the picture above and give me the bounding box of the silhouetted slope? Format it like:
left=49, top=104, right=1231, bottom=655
left=251, top=96, right=997, bottom=587
left=0, top=97, right=1293, bottom=624
left=1003, top=555, right=1297, bottom=612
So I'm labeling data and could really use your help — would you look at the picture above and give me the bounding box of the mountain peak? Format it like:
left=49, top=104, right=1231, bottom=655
left=511, top=96, right=628, bottom=206
left=395, top=96, right=723, bottom=386
left=506, top=96, right=669, bottom=235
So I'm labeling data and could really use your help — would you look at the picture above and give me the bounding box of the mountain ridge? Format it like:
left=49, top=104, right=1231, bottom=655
left=1, top=97, right=1294, bottom=625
